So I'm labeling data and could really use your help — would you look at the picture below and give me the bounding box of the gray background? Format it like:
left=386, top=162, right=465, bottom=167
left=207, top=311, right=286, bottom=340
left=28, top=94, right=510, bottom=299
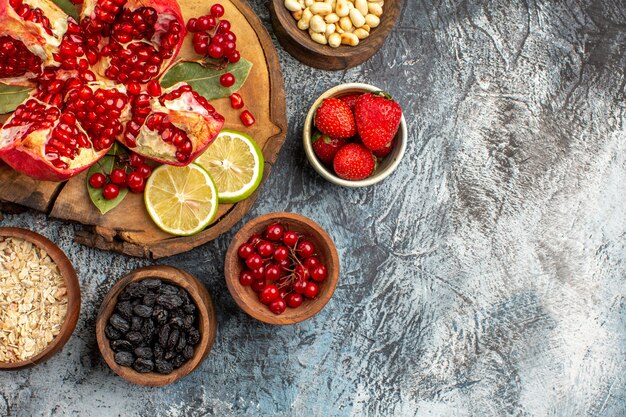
left=1, top=0, right=625, bottom=416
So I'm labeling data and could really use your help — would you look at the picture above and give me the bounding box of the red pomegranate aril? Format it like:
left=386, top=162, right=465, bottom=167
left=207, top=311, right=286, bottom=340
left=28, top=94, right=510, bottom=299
left=257, top=241, right=274, bottom=258
left=110, top=168, right=127, bottom=185
left=229, top=93, right=244, bottom=109
left=264, top=223, right=284, bottom=241
left=210, top=4, right=225, bottom=17
left=264, top=265, right=281, bottom=281
left=259, top=285, right=279, bottom=305
left=219, top=72, right=235, bottom=87
left=239, top=270, right=254, bottom=286
left=240, top=110, right=255, bottom=127
left=282, top=231, right=299, bottom=247
left=269, top=299, right=286, bottom=315
left=147, top=80, right=161, bottom=96
left=102, top=183, right=119, bottom=200
left=251, top=279, right=266, bottom=293
left=89, top=172, right=106, bottom=188
left=303, top=282, right=319, bottom=299
left=245, top=254, right=263, bottom=270
left=311, top=265, right=327, bottom=282
left=285, top=293, right=303, bottom=308
left=297, top=240, right=316, bottom=258
left=238, top=243, right=255, bottom=259
left=273, top=246, right=289, bottom=262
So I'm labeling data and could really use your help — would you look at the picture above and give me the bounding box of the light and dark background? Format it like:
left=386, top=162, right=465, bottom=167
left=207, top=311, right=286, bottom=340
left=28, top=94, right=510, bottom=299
left=1, top=0, right=625, bottom=415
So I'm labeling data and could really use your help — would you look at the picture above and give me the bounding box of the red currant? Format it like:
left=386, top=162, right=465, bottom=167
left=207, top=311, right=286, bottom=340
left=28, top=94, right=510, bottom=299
left=89, top=172, right=106, bottom=188
left=245, top=253, right=262, bottom=270
left=259, top=284, right=279, bottom=305
left=186, top=17, right=198, bottom=32
left=227, top=50, right=241, bottom=63
left=273, top=246, right=289, bottom=262
left=264, top=223, right=284, bottom=241
left=269, top=299, right=286, bottom=315
left=303, top=256, right=321, bottom=270
left=311, top=265, right=327, bottom=282
left=212, top=33, right=225, bottom=45
left=193, top=32, right=210, bottom=55
left=251, top=265, right=265, bottom=280
left=109, top=168, right=126, bottom=185
left=239, top=270, right=254, bottom=286
left=294, top=265, right=310, bottom=281
left=285, top=293, right=303, bottom=308
left=251, top=279, right=266, bottom=293
left=278, top=258, right=291, bottom=271
left=303, top=282, right=319, bottom=299
left=257, top=241, right=274, bottom=257
left=137, top=164, right=152, bottom=179
left=282, top=231, right=299, bottom=247
left=127, top=171, right=143, bottom=190
left=222, top=41, right=236, bottom=55
left=102, top=183, right=119, bottom=200
left=238, top=243, right=254, bottom=259
left=210, top=4, right=225, bottom=17
left=219, top=72, right=235, bottom=88
left=240, top=110, right=256, bottom=127
left=229, top=93, right=244, bottom=109
left=293, top=279, right=307, bottom=294
left=207, top=43, right=223, bottom=59
left=248, top=233, right=262, bottom=246
left=129, top=153, right=144, bottom=167
left=264, top=265, right=281, bottom=281
left=297, top=240, right=316, bottom=258
left=217, top=19, right=230, bottom=33
left=223, top=31, right=237, bottom=42
left=197, top=15, right=216, bottom=31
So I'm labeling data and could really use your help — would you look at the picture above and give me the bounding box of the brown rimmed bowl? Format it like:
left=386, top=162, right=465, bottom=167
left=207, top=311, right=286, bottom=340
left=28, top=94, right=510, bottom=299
left=95, top=265, right=216, bottom=386
left=225, top=212, right=340, bottom=325
left=269, top=0, right=403, bottom=70
left=0, top=227, right=81, bottom=370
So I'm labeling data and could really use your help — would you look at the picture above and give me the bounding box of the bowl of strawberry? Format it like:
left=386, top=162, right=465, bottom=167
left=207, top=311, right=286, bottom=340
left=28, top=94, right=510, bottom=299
left=224, top=212, right=339, bottom=324
left=303, top=83, right=407, bottom=187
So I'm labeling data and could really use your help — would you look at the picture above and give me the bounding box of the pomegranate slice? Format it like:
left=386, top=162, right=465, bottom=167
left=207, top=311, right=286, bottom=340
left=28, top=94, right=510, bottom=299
left=117, top=83, right=224, bottom=165
left=80, top=0, right=186, bottom=84
left=0, top=97, right=110, bottom=181
left=0, top=0, right=68, bottom=86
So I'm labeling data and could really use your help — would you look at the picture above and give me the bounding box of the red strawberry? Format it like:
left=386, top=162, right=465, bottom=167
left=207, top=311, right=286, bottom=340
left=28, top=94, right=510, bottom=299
left=333, top=143, right=376, bottom=181
left=339, top=93, right=361, bottom=112
left=314, top=98, right=356, bottom=139
left=372, top=139, right=395, bottom=158
left=355, top=91, right=402, bottom=151
left=312, top=131, right=348, bottom=165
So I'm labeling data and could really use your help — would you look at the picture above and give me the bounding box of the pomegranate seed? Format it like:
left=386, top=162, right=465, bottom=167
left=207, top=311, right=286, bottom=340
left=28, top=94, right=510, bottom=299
left=147, top=80, right=161, bottom=96
left=240, top=110, right=255, bottom=127
left=229, top=93, right=244, bottom=109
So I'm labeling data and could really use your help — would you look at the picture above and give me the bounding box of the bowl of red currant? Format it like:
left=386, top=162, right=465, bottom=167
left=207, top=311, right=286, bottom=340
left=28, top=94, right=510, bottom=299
left=224, top=212, right=340, bottom=324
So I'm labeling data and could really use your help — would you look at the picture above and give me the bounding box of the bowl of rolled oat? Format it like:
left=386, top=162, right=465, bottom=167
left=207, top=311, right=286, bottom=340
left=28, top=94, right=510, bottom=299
left=0, top=228, right=80, bottom=369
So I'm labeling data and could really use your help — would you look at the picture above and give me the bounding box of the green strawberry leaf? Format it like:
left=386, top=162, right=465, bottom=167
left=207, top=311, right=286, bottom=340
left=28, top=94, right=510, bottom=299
left=160, top=59, right=252, bottom=101
left=51, top=0, right=80, bottom=20
left=87, top=145, right=129, bottom=214
left=0, top=84, right=33, bottom=114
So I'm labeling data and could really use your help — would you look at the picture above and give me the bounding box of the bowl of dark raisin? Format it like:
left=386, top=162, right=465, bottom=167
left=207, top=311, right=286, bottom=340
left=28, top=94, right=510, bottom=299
left=96, top=265, right=216, bottom=386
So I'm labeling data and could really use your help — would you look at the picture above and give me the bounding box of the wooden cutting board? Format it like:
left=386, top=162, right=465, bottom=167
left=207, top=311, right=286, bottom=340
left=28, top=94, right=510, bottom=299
left=0, top=0, right=287, bottom=259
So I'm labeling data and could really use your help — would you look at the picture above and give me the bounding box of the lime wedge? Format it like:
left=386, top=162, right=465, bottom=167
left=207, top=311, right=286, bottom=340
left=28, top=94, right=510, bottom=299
left=194, top=129, right=264, bottom=203
left=144, top=164, right=218, bottom=236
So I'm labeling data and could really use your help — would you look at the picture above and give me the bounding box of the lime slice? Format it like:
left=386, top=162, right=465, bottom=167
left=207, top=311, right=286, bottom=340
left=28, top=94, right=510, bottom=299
left=194, top=129, right=264, bottom=203
left=144, top=164, right=218, bottom=236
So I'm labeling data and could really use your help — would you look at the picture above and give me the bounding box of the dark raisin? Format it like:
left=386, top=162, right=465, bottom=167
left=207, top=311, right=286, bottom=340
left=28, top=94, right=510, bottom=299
left=183, top=345, right=194, bottom=360
left=131, top=298, right=141, bottom=307
left=130, top=316, right=143, bottom=331
left=143, top=292, right=157, bottom=306
left=109, top=314, right=130, bottom=333
left=110, top=339, right=133, bottom=352
left=187, top=328, right=200, bottom=345
left=153, top=305, right=168, bottom=324
left=134, top=347, right=153, bottom=359
left=141, top=319, right=155, bottom=341
left=169, top=317, right=184, bottom=328
left=126, top=331, right=144, bottom=345
left=164, top=349, right=176, bottom=360
left=183, top=315, right=194, bottom=329
left=115, top=301, right=133, bottom=319
left=125, top=282, right=147, bottom=298
left=133, top=305, right=153, bottom=318
left=155, top=359, right=173, bottom=374
left=156, top=294, right=184, bottom=310
left=153, top=344, right=164, bottom=360
left=114, top=351, right=135, bottom=367
left=159, top=284, right=179, bottom=295
left=105, top=325, right=122, bottom=340
left=133, top=358, right=154, bottom=373
left=176, top=332, right=186, bottom=352
left=167, top=329, right=180, bottom=350
left=119, top=291, right=132, bottom=301
left=183, top=303, right=196, bottom=314
left=158, top=324, right=171, bottom=347
left=172, top=354, right=186, bottom=369
left=140, top=279, right=162, bottom=290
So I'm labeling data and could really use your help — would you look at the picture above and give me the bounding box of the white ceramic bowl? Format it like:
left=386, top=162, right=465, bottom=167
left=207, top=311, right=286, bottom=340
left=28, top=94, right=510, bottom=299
left=303, top=83, right=407, bottom=187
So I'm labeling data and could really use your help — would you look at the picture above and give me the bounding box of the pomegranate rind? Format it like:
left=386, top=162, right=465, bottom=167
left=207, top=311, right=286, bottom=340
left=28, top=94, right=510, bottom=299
left=0, top=98, right=109, bottom=181
left=0, top=0, right=68, bottom=86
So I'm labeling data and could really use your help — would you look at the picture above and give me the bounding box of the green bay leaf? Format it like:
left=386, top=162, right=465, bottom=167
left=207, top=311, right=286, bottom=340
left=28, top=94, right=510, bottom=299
left=87, top=148, right=129, bottom=215
left=160, top=59, right=252, bottom=101
left=51, top=0, right=80, bottom=20
left=0, top=84, right=32, bottom=114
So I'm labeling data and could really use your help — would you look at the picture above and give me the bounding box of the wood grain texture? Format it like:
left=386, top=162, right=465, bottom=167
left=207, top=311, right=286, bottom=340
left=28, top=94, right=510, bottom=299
left=95, top=266, right=216, bottom=386
left=0, top=0, right=287, bottom=259
left=0, top=0, right=624, bottom=416
left=269, top=0, right=403, bottom=70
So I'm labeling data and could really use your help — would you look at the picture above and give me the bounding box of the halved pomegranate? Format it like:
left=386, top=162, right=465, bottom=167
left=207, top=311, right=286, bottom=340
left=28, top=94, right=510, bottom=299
left=0, top=0, right=68, bottom=86
left=0, top=97, right=111, bottom=181
left=80, top=0, right=186, bottom=84
left=117, top=83, right=224, bottom=165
